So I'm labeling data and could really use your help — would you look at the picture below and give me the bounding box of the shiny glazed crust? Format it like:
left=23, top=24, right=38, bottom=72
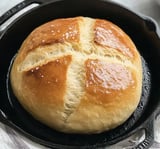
left=10, top=17, right=142, bottom=134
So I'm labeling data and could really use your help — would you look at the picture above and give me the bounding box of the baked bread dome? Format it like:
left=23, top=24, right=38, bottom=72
left=10, top=17, right=142, bottom=134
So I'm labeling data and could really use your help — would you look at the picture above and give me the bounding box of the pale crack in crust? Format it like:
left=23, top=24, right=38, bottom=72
left=63, top=58, right=85, bottom=122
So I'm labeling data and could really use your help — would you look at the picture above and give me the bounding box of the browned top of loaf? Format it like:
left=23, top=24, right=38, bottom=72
left=20, top=17, right=136, bottom=59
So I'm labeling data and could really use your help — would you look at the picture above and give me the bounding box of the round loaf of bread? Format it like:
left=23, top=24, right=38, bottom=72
left=10, top=17, right=142, bottom=134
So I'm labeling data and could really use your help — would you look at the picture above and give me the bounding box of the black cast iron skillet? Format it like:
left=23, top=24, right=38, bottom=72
left=0, top=0, right=160, bottom=148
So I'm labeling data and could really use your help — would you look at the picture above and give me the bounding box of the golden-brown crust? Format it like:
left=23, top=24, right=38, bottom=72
left=19, top=17, right=80, bottom=60
left=94, top=19, right=136, bottom=58
left=27, top=18, right=79, bottom=50
left=10, top=17, right=142, bottom=134
left=85, top=59, right=136, bottom=103
left=23, top=55, right=72, bottom=105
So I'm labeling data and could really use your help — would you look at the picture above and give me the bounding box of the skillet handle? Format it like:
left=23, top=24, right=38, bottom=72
left=0, top=0, right=52, bottom=35
left=0, top=110, right=10, bottom=126
left=134, top=116, right=154, bottom=149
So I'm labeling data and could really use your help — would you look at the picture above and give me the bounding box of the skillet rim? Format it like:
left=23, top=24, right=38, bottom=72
left=0, top=0, right=160, bottom=148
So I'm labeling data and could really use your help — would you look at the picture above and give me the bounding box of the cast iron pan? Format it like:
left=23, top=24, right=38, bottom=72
left=0, top=0, right=160, bottom=148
